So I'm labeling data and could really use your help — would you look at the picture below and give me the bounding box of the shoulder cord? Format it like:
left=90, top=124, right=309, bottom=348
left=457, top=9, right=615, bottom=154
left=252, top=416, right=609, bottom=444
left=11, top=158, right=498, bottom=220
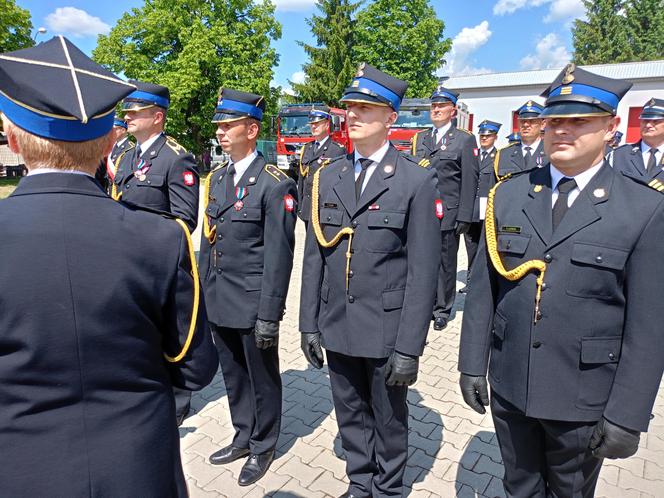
left=164, top=218, right=200, bottom=362
left=110, top=147, right=135, bottom=200
left=310, top=162, right=354, bottom=290
left=299, top=145, right=308, bottom=178
left=484, top=176, right=546, bottom=324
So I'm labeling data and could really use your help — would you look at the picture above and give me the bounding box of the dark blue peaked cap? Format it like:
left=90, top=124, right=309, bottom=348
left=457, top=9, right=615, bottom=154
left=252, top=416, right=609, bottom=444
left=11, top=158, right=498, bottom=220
left=113, top=118, right=127, bottom=129
left=122, top=80, right=170, bottom=111
left=341, top=63, right=408, bottom=111
left=506, top=132, right=521, bottom=144
left=541, top=63, right=632, bottom=117
left=478, top=119, right=501, bottom=135
left=640, top=98, right=664, bottom=120
left=431, top=86, right=459, bottom=105
left=308, top=106, right=331, bottom=123
left=517, top=100, right=544, bottom=119
left=0, top=36, right=135, bottom=142
left=212, top=88, right=265, bottom=123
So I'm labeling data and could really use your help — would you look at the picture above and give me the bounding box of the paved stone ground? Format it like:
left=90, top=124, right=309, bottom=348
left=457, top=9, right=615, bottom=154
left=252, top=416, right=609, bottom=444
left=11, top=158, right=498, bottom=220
left=184, top=220, right=664, bottom=498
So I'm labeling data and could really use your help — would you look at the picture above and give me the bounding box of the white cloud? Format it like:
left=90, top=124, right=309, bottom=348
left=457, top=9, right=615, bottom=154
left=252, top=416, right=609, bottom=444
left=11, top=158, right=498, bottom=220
left=290, top=71, right=306, bottom=84
left=272, top=0, right=317, bottom=11
left=45, top=7, right=110, bottom=38
left=493, top=0, right=547, bottom=16
left=544, top=0, right=586, bottom=23
left=520, top=33, right=571, bottom=70
left=442, top=21, right=494, bottom=76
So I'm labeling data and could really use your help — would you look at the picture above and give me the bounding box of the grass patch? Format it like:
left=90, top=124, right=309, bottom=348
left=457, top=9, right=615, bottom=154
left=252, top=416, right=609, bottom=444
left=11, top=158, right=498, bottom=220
left=0, top=177, right=20, bottom=199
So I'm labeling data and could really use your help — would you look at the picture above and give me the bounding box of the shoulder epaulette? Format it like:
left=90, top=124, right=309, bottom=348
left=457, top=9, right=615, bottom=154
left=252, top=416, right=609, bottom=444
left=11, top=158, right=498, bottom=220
left=457, top=128, right=473, bottom=135
left=265, top=164, right=289, bottom=182
left=624, top=174, right=664, bottom=193
left=401, top=152, right=430, bottom=169
left=165, top=136, right=188, bottom=155
left=120, top=200, right=176, bottom=219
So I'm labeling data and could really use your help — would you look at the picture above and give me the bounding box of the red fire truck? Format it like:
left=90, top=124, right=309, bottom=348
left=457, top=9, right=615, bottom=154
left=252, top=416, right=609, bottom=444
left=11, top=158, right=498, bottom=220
left=387, top=98, right=432, bottom=151
left=275, top=103, right=352, bottom=178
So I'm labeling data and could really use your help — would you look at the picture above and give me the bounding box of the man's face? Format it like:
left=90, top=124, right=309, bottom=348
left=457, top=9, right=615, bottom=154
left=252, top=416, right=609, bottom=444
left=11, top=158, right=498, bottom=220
left=112, top=126, right=127, bottom=142
left=640, top=118, right=664, bottom=147
left=215, top=118, right=255, bottom=153
left=544, top=116, right=618, bottom=173
left=479, top=133, right=497, bottom=150
left=124, top=107, right=162, bottom=135
left=518, top=118, right=543, bottom=143
left=345, top=102, right=396, bottom=143
left=309, top=119, right=330, bottom=140
left=430, top=102, right=456, bottom=128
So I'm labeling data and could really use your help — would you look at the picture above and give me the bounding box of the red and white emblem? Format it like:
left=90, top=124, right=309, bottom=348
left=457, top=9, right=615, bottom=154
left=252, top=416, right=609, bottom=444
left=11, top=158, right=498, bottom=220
left=473, top=148, right=479, bottom=157
left=435, top=199, right=444, bottom=220
left=183, top=171, right=195, bottom=186
left=284, top=194, right=295, bottom=212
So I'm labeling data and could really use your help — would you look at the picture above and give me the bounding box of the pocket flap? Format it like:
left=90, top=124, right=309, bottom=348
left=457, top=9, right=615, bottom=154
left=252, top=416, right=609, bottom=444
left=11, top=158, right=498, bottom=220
left=439, top=151, right=459, bottom=160
left=367, top=211, right=406, bottom=229
left=245, top=274, right=263, bottom=291
left=497, top=233, right=531, bottom=256
left=382, top=288, right=405, bottom=310
left=206, top=203, right=222, bottom=218
left=571, top=243, right=628, bottom=270
left=320, top=208, right=343, bottom=226
left=492, top=312, right=506, bottom=340
left=581, top=336, right=622, bottom=364
left=232, top=207, right=262, bottom=222
left=136, top=173, right=165, bottom=187
left=321, top=281, right=330, bottom=303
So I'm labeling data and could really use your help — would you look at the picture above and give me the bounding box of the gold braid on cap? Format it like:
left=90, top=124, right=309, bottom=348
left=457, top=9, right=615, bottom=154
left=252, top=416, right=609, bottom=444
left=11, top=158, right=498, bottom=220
left=484, top=176, right=547, bottom=324
left=311, top=160, right=355, bottom=290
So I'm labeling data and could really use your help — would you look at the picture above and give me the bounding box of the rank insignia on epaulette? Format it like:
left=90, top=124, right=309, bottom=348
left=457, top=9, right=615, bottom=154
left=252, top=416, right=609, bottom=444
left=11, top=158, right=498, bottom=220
left=166, top=137, right=187, bottom=155
left=648, top=179, right=664, bottom=192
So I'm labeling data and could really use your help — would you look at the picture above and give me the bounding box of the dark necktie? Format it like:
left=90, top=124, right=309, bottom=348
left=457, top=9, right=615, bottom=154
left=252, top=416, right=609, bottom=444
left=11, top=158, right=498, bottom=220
left=481, top=150, right=488, bottom=162
left=647, top=148, right=659, bottom=174
left=355, top=158, right=372, bottom=201
left=524, top=146, right=534, bottom=169
left=226, top=163, right=236, bottom=199
left=133, top=145, right=142, bottom=170
left=552, top=177, right=577, bottom=231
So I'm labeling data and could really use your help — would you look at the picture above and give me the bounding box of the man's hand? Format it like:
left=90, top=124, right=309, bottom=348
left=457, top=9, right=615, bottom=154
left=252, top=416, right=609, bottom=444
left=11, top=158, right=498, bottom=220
left=301, top=332, right=324, bottom=369
left=459, top=374, right=490, bottom=414
left=455, top=221, right=471, bottom=235
left=254, top=319, right=279, bottom=350
left=589, top=417, right=641, bottom=459
left=385, top=351, right=419, bottom=386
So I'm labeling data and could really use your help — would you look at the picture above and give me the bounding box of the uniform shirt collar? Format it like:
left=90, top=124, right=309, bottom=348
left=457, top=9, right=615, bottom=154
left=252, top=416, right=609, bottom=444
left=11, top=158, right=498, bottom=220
left=435, top=122, right=452, bottom=139
left=137, top=132, right=163, bottom=156
left=550, top=160, right=603, bottom=192
left=353, top=140, right=390, bottom=166
left=230, top=149, right=258, bottom=184
left=315, top=135, right=329, bottom=148
left=27, top=168, right=94, bottom=178
left=116, top=136, right=129, bottom=147
left=521, top=138, right=541, bottom=154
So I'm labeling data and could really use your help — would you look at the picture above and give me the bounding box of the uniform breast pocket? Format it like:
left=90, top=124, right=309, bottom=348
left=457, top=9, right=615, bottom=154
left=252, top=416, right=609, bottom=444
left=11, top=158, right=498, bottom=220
left=366, top=211, right=406, bottom=253
left=497, top=232, right=531, bottom=267
left=135, top=173, right=167, bottom=203
left=567, top=242, right=628, bottom=300
left=438, top=151, right=459, bottom=161
left=231, top=207, right=263, bottom=240
left=319, top=207, right=344, bottom=239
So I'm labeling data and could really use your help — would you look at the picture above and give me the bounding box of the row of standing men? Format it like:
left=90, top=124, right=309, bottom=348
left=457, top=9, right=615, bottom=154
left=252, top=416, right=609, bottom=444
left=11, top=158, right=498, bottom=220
left=1, top=36, right=664, bottom=498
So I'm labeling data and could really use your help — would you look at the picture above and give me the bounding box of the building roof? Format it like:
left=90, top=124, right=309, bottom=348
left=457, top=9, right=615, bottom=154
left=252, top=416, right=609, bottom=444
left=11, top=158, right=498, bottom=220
left=446, top=60, right=664, bottom=91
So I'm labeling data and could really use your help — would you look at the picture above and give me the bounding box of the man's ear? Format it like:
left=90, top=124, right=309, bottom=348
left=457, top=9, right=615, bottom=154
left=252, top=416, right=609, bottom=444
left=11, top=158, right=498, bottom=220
left=247, top=120, right=260, bottom=140
left=5, top=125, right=21, bottom=155
left=604, top=116, right=621, bottom=142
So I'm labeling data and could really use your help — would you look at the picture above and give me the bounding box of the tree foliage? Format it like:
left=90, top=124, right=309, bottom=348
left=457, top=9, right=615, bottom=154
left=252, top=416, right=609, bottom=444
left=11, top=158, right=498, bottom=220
left=93, top=0, right=281, bottom=153
left=353, top=0, right=450, bottom=98
left=0, top=0, right=34, bottom=53
left=290, top=0, right=360, bottom=106
left=573, top=0, right=663, bottom=65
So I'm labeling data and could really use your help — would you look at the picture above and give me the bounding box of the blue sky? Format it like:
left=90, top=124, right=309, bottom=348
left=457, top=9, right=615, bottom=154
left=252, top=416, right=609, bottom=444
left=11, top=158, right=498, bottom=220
left=17, top=0, right=585, bottom=90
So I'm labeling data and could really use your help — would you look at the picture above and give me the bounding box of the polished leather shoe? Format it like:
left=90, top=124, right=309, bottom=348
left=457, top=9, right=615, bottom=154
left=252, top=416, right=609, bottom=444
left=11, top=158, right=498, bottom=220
left=238, top=450, right=275, bottom=486
left=433, top=317, right=448, bottom=330
left=208, top=445, right=250, bottom=465
left=338, top=492, right=368, bottom=498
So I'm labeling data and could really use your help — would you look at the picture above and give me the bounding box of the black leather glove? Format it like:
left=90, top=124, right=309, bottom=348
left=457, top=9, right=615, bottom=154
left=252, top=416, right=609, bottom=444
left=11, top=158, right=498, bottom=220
left=385, top=351, right=419, bottom=386
left=301, top=332, right=324, bottom=369
left=589, top=417, right=641, bottom=459
left=459, top=374, right=490, bottom=414
left=455, top=221, right=472, bottom=235
left=254, top=319, right=279, bottom=350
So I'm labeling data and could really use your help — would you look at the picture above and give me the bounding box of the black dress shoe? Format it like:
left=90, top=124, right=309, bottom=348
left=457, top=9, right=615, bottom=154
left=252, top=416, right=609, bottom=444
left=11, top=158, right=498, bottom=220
left=458, top=285, right=468, bottom=294
left=209, top=445, right=250, bottom=465
left=338, top=492, right=368, bottom=498
left=433, top=317, right=448, bottom=330
left=238, top=450, right=275, bottom=486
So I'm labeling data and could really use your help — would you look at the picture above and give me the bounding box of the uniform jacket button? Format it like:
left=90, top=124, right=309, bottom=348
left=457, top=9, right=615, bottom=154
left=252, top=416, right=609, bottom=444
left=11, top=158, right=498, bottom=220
left=544, top=254, right=552, bottom=263
left=532, top=341, right=542, bottom=348
left=216, top=268, right=222, bottom=274
left=595, top=255, right=603, bottom=264
left=383, top=217, right=389, bottom=224
left=348, top=295, right=355, bottom=303
left=220, top=217, right=225, bottom=222
left=217, top=234, right=222, bottom=240
left=217, top=251, right=222, bottom=257
left=608, top=352, right=616, bottom=360
left=541, top=282, right=547, bottom=290
left=243, top=213, right=248, bottom=218
left=348, top=270, right=354, bottom=278
left=326, top=215, right=332, bottom=221
left=351, top=220, right=358, bottom=228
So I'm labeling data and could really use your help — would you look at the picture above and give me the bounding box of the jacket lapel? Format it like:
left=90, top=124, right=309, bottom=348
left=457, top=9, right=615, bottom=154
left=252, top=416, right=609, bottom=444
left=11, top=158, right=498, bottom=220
left=628, top=142, right=645, bottom=177
left=219, top=154, right=264, bottom=214
left=332, top=155, right=357, bottom=217
left=422, top=129, right=435, bottom=154
left=522, top=166, right=553, bottom=245
left=510, top=146, right=525, bottom=170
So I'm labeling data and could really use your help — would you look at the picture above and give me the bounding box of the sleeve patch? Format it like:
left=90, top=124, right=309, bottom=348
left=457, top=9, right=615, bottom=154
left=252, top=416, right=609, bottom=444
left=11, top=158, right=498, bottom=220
left=473, top=148, right=479, bottom=156
left=435, top=199, right=444, bottom=220
left=183, top=171, right=196, bottom=186
left=284, top=194, right=296, bottom=212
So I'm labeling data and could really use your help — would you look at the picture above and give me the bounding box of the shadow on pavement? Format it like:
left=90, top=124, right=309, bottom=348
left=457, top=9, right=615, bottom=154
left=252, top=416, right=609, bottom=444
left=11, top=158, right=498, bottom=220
left=455, top=430, right=504, bottom=497
left=407, top=389, right=444, bottom=493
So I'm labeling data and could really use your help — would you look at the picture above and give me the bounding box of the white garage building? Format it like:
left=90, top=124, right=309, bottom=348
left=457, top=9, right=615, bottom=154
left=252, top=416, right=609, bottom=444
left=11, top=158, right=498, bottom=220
left=446, top=60, right=664, bottom=148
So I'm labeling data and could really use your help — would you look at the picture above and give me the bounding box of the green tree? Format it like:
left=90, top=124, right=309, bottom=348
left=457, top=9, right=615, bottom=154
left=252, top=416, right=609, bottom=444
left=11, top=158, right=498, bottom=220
left=0, top=0, right=34, bottom=53
left=291, top=0, right=361, bottom=105
left=625, top=0, right=664, bottom=62
left=572, top=0, right=634, bottom=64
left=353, top=0, right=450, bottom=98
left=93, top=0, right=281, bottom=154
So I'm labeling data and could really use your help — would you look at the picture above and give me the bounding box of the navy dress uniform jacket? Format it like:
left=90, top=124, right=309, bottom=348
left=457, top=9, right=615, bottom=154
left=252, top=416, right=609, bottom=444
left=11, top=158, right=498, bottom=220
left=299, top=145, right=441, bottom=358
left=459, top=163, right=664, bottom=432
left=473, top=147, right=498, bottom=222
left=297, top=138, right=346, bottom=221
left=495, top=141, right=547, bottom=179
left=612, top=141, right=664, bottom=181
left=412, top=126, right=479, bottom=230
left=0, top=173, right=218, bottom=497
left=114, top=133, right=199, bottom=232
left=199, top=154, right=297, bottom=329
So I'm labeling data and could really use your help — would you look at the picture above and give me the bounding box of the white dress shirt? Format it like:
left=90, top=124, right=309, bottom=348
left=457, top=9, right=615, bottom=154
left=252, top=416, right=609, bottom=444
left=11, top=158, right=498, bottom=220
left=314, top=135, right=329, bottom=150
left=353, top=141, right=390, bottom=194
left=137, top=133, right=163, bottom=156
left=434, top=123, right=452, bottom=146
left=550, top=161, right=603, bottom=208
left=521, top=139, right=542, bottom=157
left=230, top=150, right=258, bottom=186
left=641, top=140, right=663, bottom=172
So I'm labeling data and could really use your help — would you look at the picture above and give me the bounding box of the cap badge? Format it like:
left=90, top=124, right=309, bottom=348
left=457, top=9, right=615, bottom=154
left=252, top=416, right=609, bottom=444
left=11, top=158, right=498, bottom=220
left=352, top=80, right=360, bottom=88
left=562, top=63, right=576, bottom=84
left=648, top=98, right=656, bottom=107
